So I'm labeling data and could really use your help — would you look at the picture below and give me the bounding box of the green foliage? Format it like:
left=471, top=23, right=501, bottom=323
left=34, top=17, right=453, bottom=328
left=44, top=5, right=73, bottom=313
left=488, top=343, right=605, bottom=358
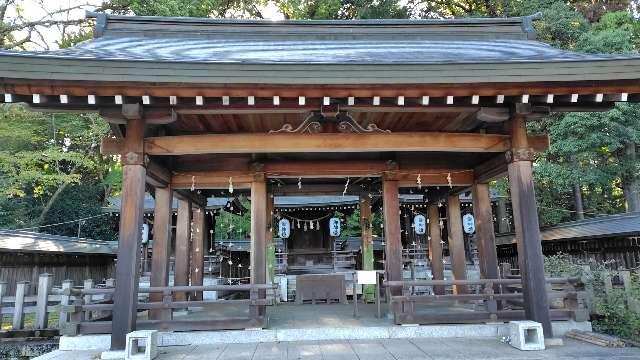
left=276, top=0, right=408, bottom=19
left=0, top=104, right=119, bottom=231
left=544, top=254, right=640, bottom=341
left=535, top=2, right=590, bottom=49
left=215, top=197, right=251, bottom=240
left=109, top=0, right=266, bottom=18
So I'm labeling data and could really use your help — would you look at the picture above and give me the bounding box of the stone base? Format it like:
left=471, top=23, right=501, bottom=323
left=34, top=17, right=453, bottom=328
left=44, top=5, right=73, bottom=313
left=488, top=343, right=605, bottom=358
left=100, top=350, right=125, bottom=359
left=544, top=338, right=564, bottom=347
left=58, top=321, right=591, bottom=352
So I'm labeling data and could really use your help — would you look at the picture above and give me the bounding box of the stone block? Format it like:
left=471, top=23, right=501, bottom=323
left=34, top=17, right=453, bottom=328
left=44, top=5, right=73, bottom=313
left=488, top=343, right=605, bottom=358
left=508, top=321, right=545, bottom=351
left=125, top=330, right=158, bottom=360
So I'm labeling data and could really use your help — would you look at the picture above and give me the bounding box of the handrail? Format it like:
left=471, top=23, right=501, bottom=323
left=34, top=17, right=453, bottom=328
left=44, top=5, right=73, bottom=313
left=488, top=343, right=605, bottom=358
left=73, top=283, right=274, bottom=295
left=383, top=277, right=579, bottom=287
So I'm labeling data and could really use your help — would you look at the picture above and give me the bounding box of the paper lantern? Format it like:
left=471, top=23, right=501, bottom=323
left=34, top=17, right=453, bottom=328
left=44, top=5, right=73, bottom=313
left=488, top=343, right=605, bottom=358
left=278, top=218, right=291, bottom=239
left=413, top=214, right=426, bottom=235
left=329, top=217, right=341, bottom=237
left=463, top=213, right=475, bottom=234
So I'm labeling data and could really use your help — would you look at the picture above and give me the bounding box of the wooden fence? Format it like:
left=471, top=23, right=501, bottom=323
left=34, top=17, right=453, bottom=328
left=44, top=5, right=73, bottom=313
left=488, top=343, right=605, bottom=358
left=384, top=276, right=584, bottom=325
left=0, top=273, right=274, bottom=336
left=0, top=273, right=115, bottom=335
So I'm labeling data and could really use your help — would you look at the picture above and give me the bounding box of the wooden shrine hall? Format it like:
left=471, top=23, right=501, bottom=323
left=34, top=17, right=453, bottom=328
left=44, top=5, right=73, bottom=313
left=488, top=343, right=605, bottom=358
left=1, top=12, right=640, bottom=350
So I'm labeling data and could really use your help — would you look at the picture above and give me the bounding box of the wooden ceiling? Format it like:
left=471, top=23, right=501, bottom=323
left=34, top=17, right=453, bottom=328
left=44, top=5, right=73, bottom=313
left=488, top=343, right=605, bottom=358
left=169, top=110, right=486, bottom=135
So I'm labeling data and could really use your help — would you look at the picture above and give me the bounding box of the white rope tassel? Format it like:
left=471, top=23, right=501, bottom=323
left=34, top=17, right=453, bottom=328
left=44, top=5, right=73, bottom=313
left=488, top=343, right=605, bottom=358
left=228, top=177, right=234, bottom=194
left=447, top=172, right=452, bottom=188
left=343, top=177, right=350, bottom=196
left=417, top=173, right=422, bottom=189
left=190, top=176, right=196, bottom=192
left=298, top=177, right=302, bottom=189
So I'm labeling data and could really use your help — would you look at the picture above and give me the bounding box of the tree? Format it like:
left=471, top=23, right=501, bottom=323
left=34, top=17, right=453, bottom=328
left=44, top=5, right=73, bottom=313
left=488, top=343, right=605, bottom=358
left=275, top=0, right=408, bottom=19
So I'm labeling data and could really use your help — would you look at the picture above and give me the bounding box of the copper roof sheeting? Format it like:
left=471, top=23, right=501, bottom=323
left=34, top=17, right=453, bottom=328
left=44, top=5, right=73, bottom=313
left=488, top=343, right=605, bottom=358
left=496, top=212, right=640, bottom=245
left=0, top=230, right=117, bottom=255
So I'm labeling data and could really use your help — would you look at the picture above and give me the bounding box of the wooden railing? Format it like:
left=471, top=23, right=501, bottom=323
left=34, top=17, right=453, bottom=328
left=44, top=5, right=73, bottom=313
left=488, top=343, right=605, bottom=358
left=383, top=277, right=585, bottom=325
left=0, top=274, right=114, bottom=335
left=64, top=283, right=274, bottom=335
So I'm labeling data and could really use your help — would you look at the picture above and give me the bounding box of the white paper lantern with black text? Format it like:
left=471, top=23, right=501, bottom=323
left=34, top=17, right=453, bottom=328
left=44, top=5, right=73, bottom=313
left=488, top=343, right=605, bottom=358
left=413, top=214, right=426, bottom=235
left=329, top=217, right=341, bottom=237
left=463, top=213, right=475, bottom=234
left=278, top=218, right=291, bottom=239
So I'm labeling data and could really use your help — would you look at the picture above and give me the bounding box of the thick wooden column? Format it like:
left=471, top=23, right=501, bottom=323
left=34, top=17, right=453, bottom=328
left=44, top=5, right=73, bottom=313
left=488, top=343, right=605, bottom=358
left=508, top=114, right=552, bottom=336
left=446, top=195, right=467, bottom=294
left=360, top=193, right=374, bottom=301
left=174, top=199, right=192, bottom=301
left=149, top=185, right=173, bottom=320
left=428, top=205, right=444, bottom=295
left=472, top=183, right=499, bottom=280
left=190, top=206, right=206, bottom=301
left=251, top=175, right=267, bottom=317
left=111, top=118, right=146, bottom=350
left=383, top=179, right=402, bottom=295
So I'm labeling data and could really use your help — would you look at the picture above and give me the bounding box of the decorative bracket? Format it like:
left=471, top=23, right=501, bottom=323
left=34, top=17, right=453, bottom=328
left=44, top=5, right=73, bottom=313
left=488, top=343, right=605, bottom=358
left=269, top=111, right=390, bottom=134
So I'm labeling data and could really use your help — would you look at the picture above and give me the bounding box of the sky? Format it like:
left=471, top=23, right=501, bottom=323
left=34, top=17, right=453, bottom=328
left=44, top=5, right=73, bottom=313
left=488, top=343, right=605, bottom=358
left=9, top=0, right=284, bottom=49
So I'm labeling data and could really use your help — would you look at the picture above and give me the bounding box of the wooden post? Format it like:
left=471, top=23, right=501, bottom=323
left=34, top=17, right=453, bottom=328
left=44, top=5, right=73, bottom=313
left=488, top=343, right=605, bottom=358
left=59, top=280, right=73, bottom=328
left=508, top=113, right=552, bottom=337
left=111, top=118, right=146, bottom=350
left=0, top=281, right=6, bottom=328
left=496, top=198, right=510, bottom=234
left=35, top=273, right=52, bottom=329
left=446, top=195, right=467, bottom=294
left=360, top=193, right=375, bottom=302
left=265, top=193, right=275, bottom=287
left=174, top=198, right=192, bottom=301
left=190, top=206, right=206, bottom=301
left=149, top=185, right=173, bottom=320
left=428, top=205, right=445, bottom=295
left=83, top=279, right=94, bottom=321
left=472, top=183, right=499, bottom=281
left=383, top=178, right=402, bottom=296
left=251, top=175, right=267, bottom=318
left=13, top=281, right=28, bottom=330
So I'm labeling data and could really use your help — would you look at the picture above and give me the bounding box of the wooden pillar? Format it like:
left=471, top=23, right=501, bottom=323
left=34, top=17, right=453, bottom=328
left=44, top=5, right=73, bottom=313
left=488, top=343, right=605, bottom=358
left=383, top=178, right=402, bottom=295
left=446, top=195, right=467, bottom=294
left=174, top=198, right=192, bottom=301
left=111, top=118, right=146, bottom=350
left=265, top=193, right=275, bottom=285
left=472, top=183, right=499, bottom=280
left=251, top=175, right=267, bottom=317
left=508, top=114, right=552, bottom=337
left=149, top=185, right=173, bottom=320
left=190, top=206, right=206, bottom=301
left=428, top=205, right=444, bottom=295
left=496, top=198, right=510, bottom=234
left=360, top=193, right=374, bottom=302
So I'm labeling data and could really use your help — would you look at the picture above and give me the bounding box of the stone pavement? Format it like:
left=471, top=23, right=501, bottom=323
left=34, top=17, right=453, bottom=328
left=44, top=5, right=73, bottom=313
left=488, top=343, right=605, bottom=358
left=36, top=338, right=640, bottom=359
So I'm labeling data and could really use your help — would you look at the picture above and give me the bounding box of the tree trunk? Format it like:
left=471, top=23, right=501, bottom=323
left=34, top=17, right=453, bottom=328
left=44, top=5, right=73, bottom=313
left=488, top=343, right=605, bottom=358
left=573, top=183, right=585, bottom=220
left=623, top=142, right=640, bottom=212
left=37, top=181, right=71, bottom=227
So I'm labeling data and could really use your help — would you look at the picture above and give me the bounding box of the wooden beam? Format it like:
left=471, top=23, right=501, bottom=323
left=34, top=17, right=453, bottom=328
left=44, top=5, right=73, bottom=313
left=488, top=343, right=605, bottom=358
left=144, top=132, right=510, bottom=155
left=383, top=179, right=402, bottom=296
left=6, top=79, right=640, bottom=98
left=146, top=160, right=171, bottom=188
left=171, top=164, right=476, bottom=189
left=446, top=195, right=467, bottom=294
left=428, top=205, right=445, bottom=295
left=111, top=119, right=145, bottom=350
left=149, top=185, right=173, bottom=321
left=174, top=199, right=191, bottom=302
left=508, top=114, right=552, bottom=337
